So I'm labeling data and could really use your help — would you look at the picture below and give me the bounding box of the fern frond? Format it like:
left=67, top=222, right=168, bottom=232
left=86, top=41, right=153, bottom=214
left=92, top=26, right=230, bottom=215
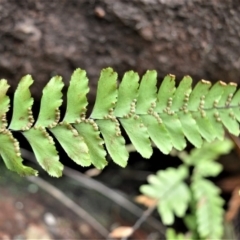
left=192, top=178, right=224, bottom=239
left=140, top=166, right=190, bottom=225
left=0, top=68, right=240, bottom=176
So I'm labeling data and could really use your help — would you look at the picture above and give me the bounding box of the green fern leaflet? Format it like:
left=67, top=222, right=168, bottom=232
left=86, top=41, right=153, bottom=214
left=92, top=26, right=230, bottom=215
left=140, top=166, right=190, bottom=225
left=0, top=68, right=240, bottom=176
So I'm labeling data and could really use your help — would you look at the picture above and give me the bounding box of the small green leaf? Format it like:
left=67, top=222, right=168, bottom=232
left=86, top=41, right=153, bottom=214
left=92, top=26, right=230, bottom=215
left=120, top=117, right=152, bottom=158
left=114, top=71, right=139, bottom=117
left=96, top=119, right=129, bottom=167
left=217, top=83, right=239, bottom=135
left=218, top=82, right=237, bottom=107
left=0, top=129, right=38, bottom=176
left=74, top=121, right=107, bottom=169
left=140, top=166, right=190, bottom=225
left=156, top=74, right=176, bottom=112
left=178, top=112, right=203, bottom=148
left=205, top=110, right=224, bottom=140
left=183, top=139, right=233, bottom=167
left=194, top=161, right=223, bottom=177
left=188, top=79, right=211, bottom=110
left=171, top=76, right=192, bottom=111
left=203, top=82, right=226, bottom=140
left=191, top=111, right=216, bottom=142
left=140, top=115, right=172, bottom=154
left=188, top=80, right=215, bottom=142
left=91, top=68, right=118, bottom=119
left=218, top=108, right=239, bottom=135
left=9, top=75, right=34, bottom=131
left=158, top=201, right=174, bottom=225
left=136, top=70, right=157, bottom=114
left=23, top=127, right=63, bottom=177
left=50, top=123, right=91, bottom=167
left=0, top=79, right=10, bottom=128
left=160, top=113, right=186, bottom=151
left=63, top=68, right=89, bottom=123
left=35, top=76, right=64, bottom=127
left=205, top=81, right=225, bottom=108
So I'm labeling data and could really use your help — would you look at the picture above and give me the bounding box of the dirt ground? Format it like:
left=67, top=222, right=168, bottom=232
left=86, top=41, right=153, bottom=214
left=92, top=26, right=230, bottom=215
left=0, top=169, right=103, bottom=239
left=0, top=165, right=164, bottom=239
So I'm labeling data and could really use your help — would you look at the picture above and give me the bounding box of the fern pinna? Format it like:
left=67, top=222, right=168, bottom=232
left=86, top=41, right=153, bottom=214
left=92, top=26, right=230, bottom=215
left=0, top=68, right=239, bottom=177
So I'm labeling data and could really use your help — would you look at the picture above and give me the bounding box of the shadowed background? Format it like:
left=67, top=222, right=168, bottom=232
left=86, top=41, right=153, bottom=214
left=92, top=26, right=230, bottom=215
left=1, top=0, right=240, bottom=102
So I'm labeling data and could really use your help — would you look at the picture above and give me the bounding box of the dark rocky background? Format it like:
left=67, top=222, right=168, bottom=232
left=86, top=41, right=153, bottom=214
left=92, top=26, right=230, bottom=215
left=1, top=0, right=240, bottom=102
